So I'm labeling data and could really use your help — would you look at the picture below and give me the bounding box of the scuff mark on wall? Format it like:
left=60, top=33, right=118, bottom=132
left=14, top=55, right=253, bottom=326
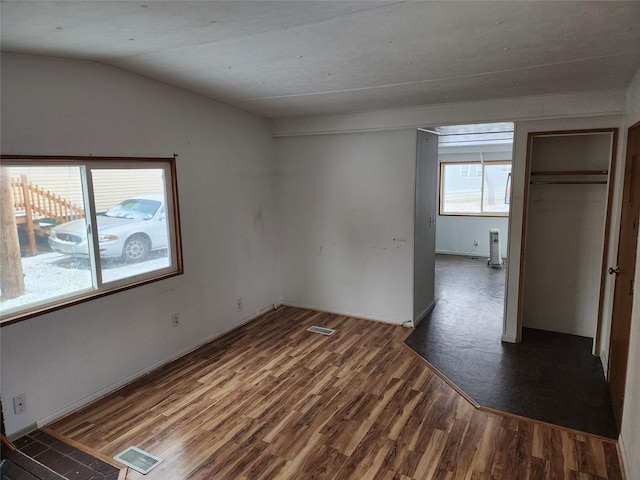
left=393, top=238, right=407, bottom=249
left=253, top=206, right=265, bottom=237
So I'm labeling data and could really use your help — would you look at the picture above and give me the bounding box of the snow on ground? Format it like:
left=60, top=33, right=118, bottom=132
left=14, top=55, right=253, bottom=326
left=1, top=251, right=170, bottom=315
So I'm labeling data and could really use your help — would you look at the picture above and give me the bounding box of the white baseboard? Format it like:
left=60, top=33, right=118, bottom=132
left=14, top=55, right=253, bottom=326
left=414, top=300, right=436, bottom=327
left=599, top=349, right=609, bottom=379
left=7, top=423, right=38, bottom=442
left=501, top=334, right=517, bottom=343
left=436, top=249, right=490, bottom=257
left=618, top=432, right=631, bottom=480
left=280, top=301, right=407, bottom=326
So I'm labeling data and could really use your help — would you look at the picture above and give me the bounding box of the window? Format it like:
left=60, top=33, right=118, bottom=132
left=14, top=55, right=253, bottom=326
left=0, top=156, right=183, bottom=325
left=440, top=161, right=512, bottom=216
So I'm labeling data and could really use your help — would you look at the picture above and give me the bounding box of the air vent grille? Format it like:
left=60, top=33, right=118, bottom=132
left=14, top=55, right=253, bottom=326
left=114, top=446, right=163, bottom=474
left=307, top=326, right=336, bottom=336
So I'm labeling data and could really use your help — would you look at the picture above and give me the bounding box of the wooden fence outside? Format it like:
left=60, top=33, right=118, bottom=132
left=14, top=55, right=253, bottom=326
left=11, top=175, right=85, bottom=256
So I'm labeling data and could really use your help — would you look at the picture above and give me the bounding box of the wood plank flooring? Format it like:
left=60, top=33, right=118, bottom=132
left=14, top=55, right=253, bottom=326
left=48, top=307, right=625, bottom=480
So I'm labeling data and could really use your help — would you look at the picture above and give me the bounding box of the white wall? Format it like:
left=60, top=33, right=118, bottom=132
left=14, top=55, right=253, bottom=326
left=620, top=66, right=640, bottom=480
left=627, top=67, right=640, bottom=123
left=0, top=54, right=280, bottom=437
left=275, top=129, right=417, bottom=324
left=273, top=90, right=627, bottom=137
left=436, top=216, right=509, bottom=258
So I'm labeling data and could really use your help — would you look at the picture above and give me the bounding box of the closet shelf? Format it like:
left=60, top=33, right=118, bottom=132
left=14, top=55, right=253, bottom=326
left=530, top=170, right=608, bottom=176
left=530, top=180, right=607, bottom=185
left=529, top=169, right=608, bottom=185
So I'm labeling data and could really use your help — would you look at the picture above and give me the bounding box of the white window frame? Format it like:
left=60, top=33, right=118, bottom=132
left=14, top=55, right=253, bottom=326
left=440, top=160, right=512, bottom=217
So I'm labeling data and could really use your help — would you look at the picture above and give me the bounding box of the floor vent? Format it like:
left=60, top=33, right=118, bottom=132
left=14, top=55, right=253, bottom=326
left=307, top=326, right=336, bottom=336
left=114, top=446, right=163, bottom=474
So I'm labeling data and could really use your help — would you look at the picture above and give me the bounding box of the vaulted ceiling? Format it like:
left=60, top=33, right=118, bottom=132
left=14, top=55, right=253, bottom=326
left=2, top=1, right=639, bottom=118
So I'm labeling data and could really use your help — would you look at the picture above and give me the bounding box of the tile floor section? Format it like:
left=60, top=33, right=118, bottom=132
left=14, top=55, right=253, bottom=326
left=2, top=430, right=119, bottom=480
left=405, top=254, right=619, bottom=439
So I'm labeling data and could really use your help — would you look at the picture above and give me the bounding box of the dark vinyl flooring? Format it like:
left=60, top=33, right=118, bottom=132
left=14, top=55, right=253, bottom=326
left=1, top=430, right=119, bottom=480
left=406, top=254, right=618, bottom=439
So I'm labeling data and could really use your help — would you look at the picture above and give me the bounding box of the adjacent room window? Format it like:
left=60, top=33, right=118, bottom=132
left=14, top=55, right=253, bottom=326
left=459, top=164, right=482, bottom=179
left=440, top=161, right=512, bottom=216
left=0, top=156, right=183, bottom=324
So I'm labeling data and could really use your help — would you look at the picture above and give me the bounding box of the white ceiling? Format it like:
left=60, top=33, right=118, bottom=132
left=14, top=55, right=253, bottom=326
left=2, top=1, right=640, bottom=118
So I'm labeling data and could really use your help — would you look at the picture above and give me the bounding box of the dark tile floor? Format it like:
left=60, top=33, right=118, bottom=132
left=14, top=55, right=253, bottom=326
left=1, top=445, right=65, bottom=480
left=2, top=430, right=119, bottom=480
left=406, top=254, right=618, bottom=439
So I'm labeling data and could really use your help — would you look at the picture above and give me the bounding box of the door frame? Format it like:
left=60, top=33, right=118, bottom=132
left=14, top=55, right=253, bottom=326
left=516, top=128, right=618, bottom=344
left=606, top=120, right=640, bottom=429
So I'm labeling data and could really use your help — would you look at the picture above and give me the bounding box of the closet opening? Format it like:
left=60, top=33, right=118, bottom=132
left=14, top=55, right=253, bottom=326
left=519, top=129, right=618, bottom=350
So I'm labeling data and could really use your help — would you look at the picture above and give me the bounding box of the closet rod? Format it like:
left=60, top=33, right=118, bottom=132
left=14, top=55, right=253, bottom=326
left=530, top=180, right=607, bottom=185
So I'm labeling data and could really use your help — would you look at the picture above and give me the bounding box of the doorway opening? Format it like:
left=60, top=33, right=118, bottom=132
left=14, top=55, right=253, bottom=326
left=410, top=121, right=515, bottom=405
left=422, top=122, right=514, bottom=335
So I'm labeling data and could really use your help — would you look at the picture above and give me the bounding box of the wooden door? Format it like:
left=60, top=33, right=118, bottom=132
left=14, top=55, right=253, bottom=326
left=608, top=122, right=640, bottom=430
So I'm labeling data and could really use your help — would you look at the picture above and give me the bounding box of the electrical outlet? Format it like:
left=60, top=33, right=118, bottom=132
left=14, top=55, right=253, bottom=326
left=473, top=240, right=479, bottom=247
left=13, top=394, right=26, bottom=414
left=236, top=298, right=243, bottom=312
left=172, top=313, right=180, bottom=327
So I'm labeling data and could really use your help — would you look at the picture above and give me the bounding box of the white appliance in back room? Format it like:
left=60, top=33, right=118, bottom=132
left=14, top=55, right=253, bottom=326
left=488, top=229, right=503, bottom=268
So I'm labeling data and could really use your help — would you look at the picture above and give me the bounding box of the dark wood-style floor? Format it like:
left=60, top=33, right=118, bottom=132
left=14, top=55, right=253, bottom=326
left=48, top=307, right=624, bottom=479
